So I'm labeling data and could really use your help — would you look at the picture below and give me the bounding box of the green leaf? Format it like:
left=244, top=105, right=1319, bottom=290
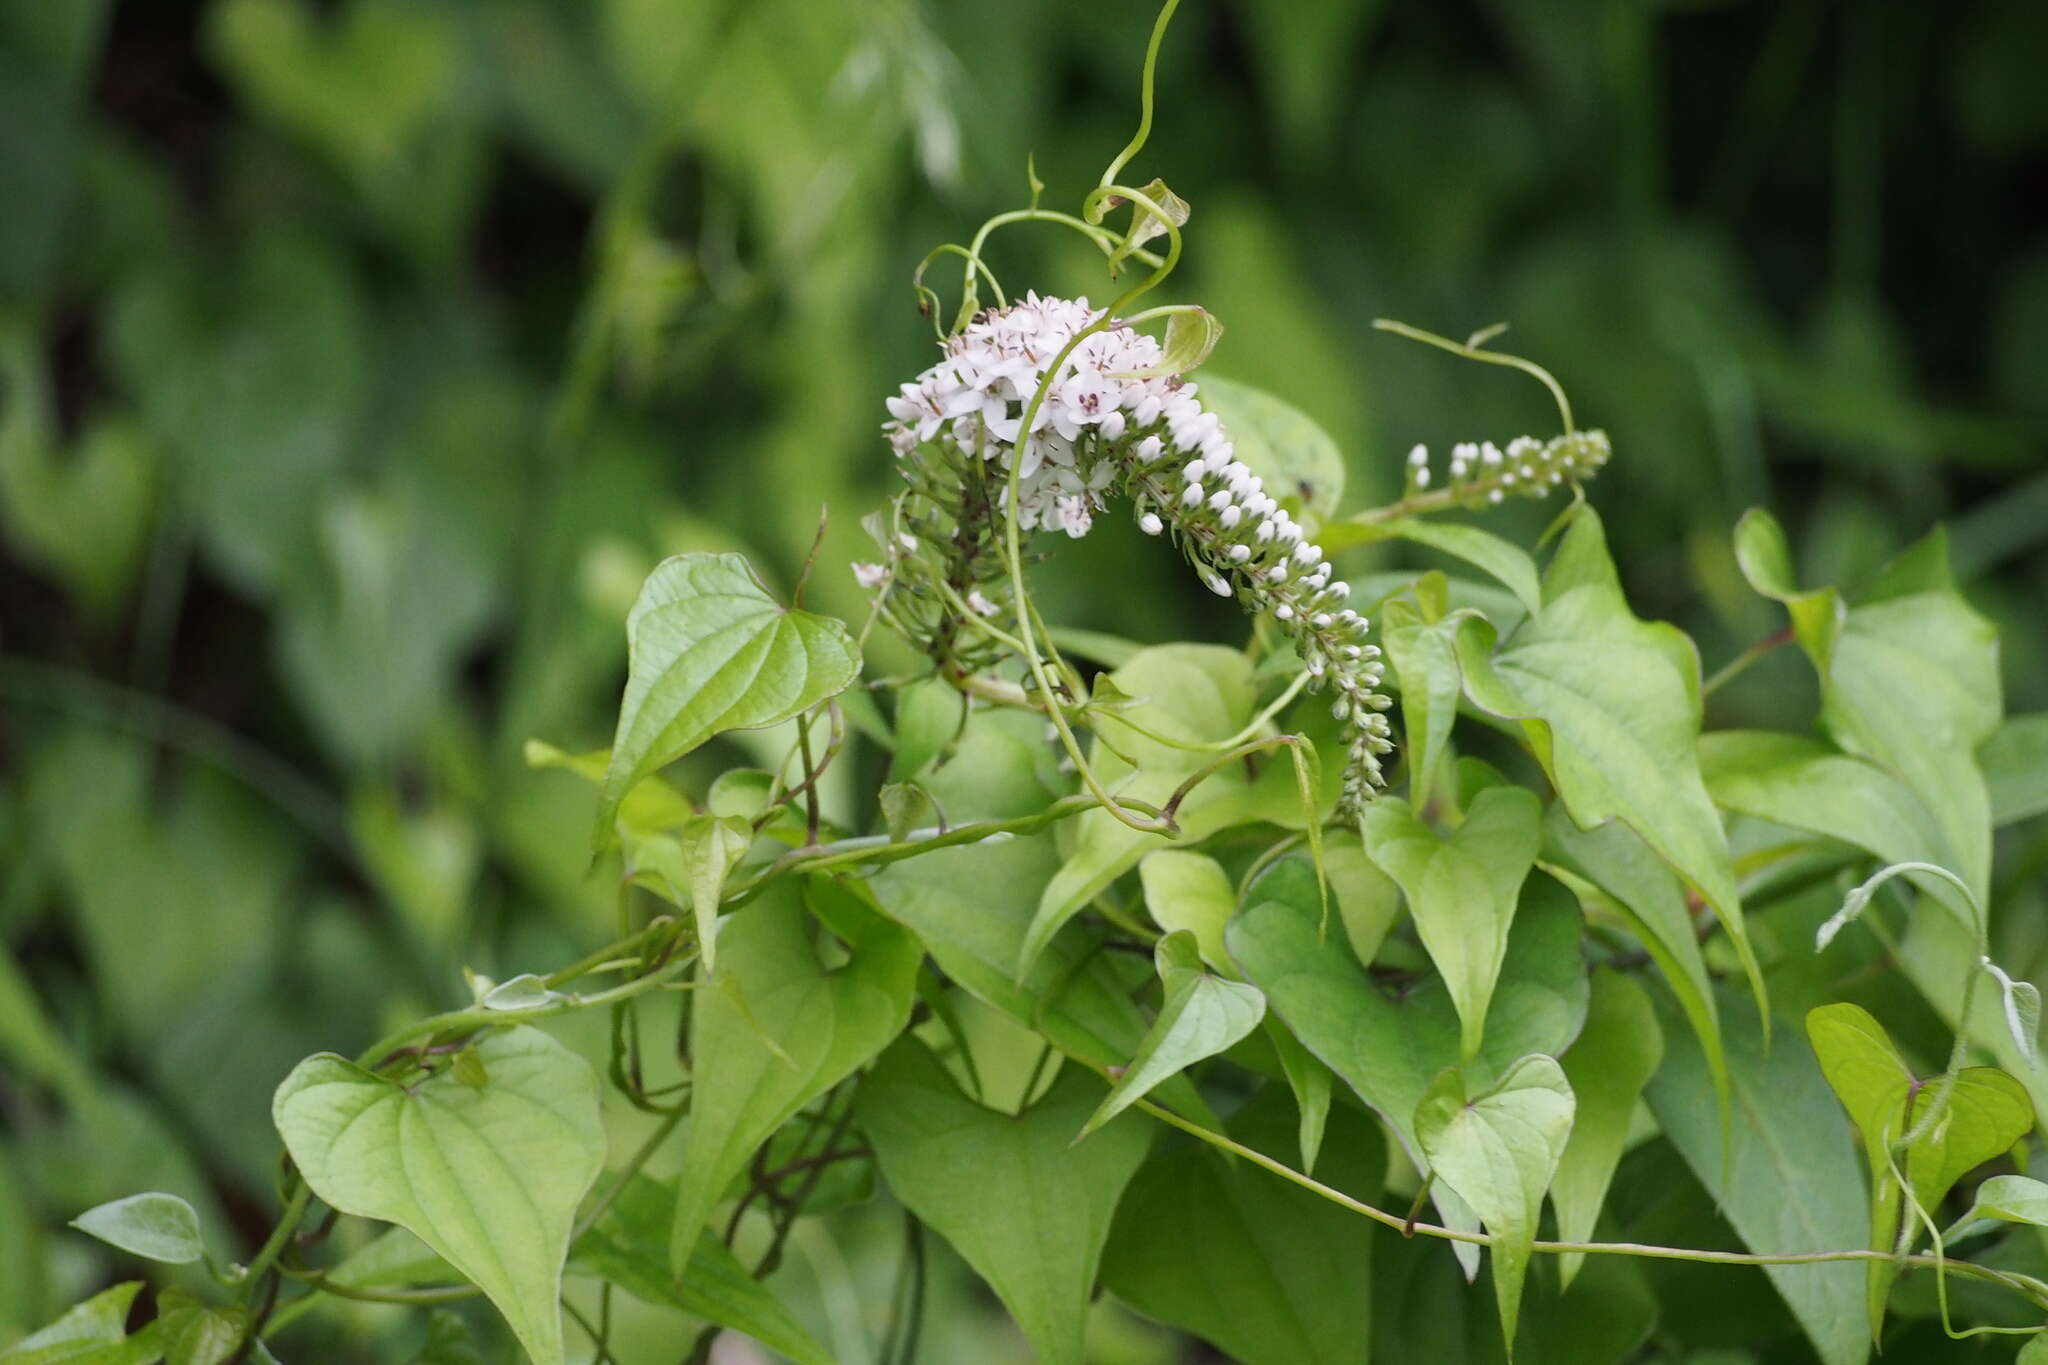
left=0, top=945, right=95, bottom=1109
left=1699, top=731, right=1972, bottom=927
left=1455, top=504, right=1765, bottom=1026
left=1137, top=849, right=1236, bottom=972
left=1551, top=971, right=1662, bottom=1290
left=1082, top=931, right=1265, bottom=1136
left=1415, top=1054, right=1576, bottom=1351
left=151, top=1294, right=243, bottom=1365
left=1807, top=1002, right=2033, bottom=1333
left=677, top=814, right=752, bottom=973
left=0, top=1284, right=147, bottom=1365
left=1731, top=506, right=1843, bottom=663
left=1025, top=645, right=1260, bottom=974
left=668, top=882, right=919, bottom=1275
left=598, top=553, right=859, bottom=842
left=877, top=781, right=933, bottom=843
left=1944, top=1173, right=2048, bottom=1243
left=1738, top=514, right=2001, bottom=903
left=1323, top=835, right=1402, bottom=969
left=1361, top=786, right=1542, bottom=1059
left=1983, top=713, right=2048, bottom=826
left=570, top=1173, right=833, bottom=1365
left=1264, top=1017, right=1334, bottom=1172
left=1229, top=860, right=1586, bottom=1161
left=1198, top=374, right=1345, bottom=524
left=858, top=1040, right=1152, bottom=1365
left=1378, top=587, right=1469, bottom=811
left=1100, top=1089, right=1383, bottom=1365
left=1123, top=306, right=1223, bottom=377
left=1645, top=991, right=1869, bottom=1365
left=1540, top=809, right=1724, bottom=1105
left=415, top=1311, right=484, bottom=1365
left=67, top=1193, right=204, bottom=1266
left=1320, top=517, right=1543, bottom=618
left=272, top=1026, right=606, bottom=1365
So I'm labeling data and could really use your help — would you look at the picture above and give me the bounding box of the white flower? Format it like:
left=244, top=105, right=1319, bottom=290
left=1139, top=512, right=1164, bottom=535
left=967, top=589, right=999, bottom=616
left=852, top=561, right=888, bottom=589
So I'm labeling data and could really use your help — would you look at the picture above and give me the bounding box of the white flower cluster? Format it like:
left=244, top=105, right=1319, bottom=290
left=872, top=293, right=1395, bottom=810
left=1117, top=421, right=1394, bottom=809
left=1403, top=430, right=1612, bottom=505
left=883, top=292, right=1185, bottom=538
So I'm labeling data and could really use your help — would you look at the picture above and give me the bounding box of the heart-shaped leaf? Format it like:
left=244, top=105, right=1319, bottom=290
left=68, top=1193, right=205, bottom=1266
left=667, top=882, right=919, bottom=1275
left=858, top=1040, right=1152, bottom=1365
left=272, top=1026, right=606, bottom=1365
left=1360, top=785, right=1541, bottom=1060
left=1081, top=932, right=1265, bottom=1136
left=1415, top=1054, right=1576, bottom=1351
left=1229, top=860, right=1585, bottom=1162
left=1808, top=1002, right=2033, bottom=1333
left=599, top=553, right=859, bottom=842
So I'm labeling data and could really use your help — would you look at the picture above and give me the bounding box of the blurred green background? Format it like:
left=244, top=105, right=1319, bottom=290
left=2, top=0, right=2043, bottom=1360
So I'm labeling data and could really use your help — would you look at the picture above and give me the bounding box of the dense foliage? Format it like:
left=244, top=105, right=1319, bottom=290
left=4, top=2, right=2047, bottom=1363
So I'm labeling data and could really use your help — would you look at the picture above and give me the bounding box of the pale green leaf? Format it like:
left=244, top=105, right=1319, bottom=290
left=1025, top=645, right=1259, bottom=974
left=1808, top=1001, right=2032, bottom=1333
left=858, top=1040, right=1152, bottom=1365
left=668, top=882, right=919, bottom=1274
left=1100, top=1089, right=1382, bottom=1365
left=1944, top=1173, right=2048, bottom=1243
left=1415, top=1054, right=1576, bottom=1350
left=1361, top=786, right=1541, bottom=1059
left=678, top=813, right=752, bottom=972
left=1082, top=932, right=1265, bottom=1136
left=68, top=1193, right=204, bottom=1266
left=599, top=553, right=859, bottom=840
left=1551, top=972, right=1662, bottom=1289
left=1456, top=504, right=1764, bottom=1024
left=1323, top=835, right=1401, bottom=969
left=1378, top=589, right=1469, bottom=811
left=272, top=1027, right=606, bottom=1365
left=1137, top=849, right=1236, bottom=973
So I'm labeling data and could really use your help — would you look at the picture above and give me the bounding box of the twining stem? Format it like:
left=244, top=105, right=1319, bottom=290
left=1127, top=1093, right=2048, bottom=1309
left=721, top=791, right=1168, bottom=907
left=1702, top=625, right=1795, bottom=697
left=1371, top=318, right=1575, bottom=433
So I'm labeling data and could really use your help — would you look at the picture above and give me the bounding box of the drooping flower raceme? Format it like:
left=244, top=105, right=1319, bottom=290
left=869, top=293, right=1398, bottom=809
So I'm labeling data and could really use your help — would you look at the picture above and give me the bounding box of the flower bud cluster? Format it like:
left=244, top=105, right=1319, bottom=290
left=1402, top=429, right=1612, bottom=506
left=871, top=294, right=1395, bottom=808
